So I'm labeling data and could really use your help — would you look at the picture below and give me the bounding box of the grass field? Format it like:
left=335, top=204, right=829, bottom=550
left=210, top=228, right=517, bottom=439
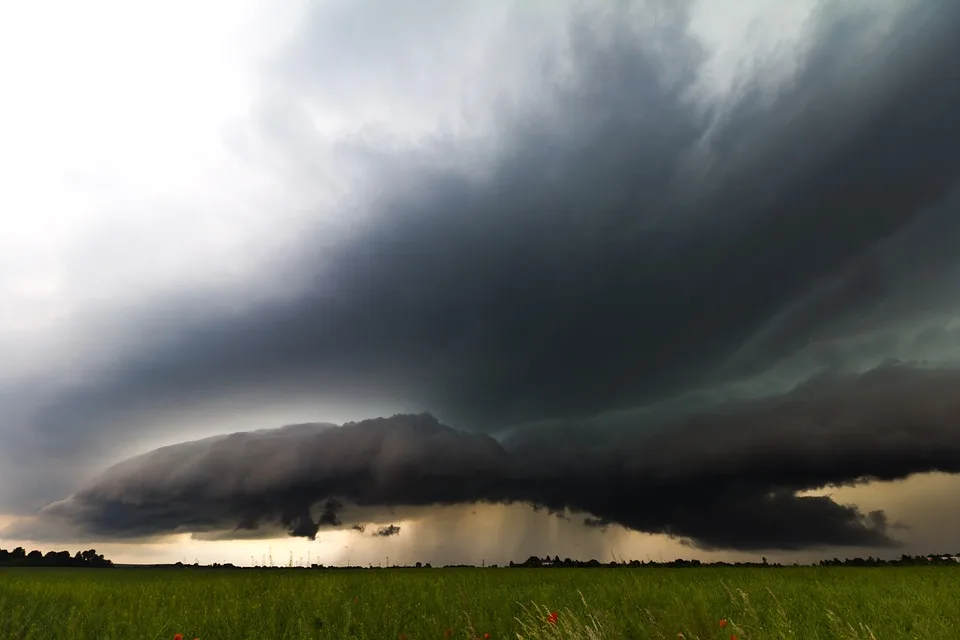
left=1, top=566, right=958, bottom=639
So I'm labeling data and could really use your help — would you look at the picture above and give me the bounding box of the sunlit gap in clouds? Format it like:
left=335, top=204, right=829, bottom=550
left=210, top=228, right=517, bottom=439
left=8, top=477, right=960, bottom=567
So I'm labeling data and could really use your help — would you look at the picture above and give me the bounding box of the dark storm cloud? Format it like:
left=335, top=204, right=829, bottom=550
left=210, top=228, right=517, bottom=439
left=14, top=0, right=960, bottom=476
left=16, top=362, right=960, bottom=551
left=374, top=525, right=401, bottom=538
left=583, top=518, right=611, bottom=530
left=7, top=0, right=960, bottom=550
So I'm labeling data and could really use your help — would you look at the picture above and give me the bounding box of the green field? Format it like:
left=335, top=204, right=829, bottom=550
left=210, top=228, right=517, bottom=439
left=1, top=566, right=958, bottom=639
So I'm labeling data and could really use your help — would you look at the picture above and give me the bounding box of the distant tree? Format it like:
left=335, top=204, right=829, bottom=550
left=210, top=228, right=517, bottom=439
left=76, top=549, right=111, bottom=567
left=0, top=546, right=112, bottom=568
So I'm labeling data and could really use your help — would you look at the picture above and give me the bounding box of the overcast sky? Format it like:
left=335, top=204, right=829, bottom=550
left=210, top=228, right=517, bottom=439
left=3, top=0, right=960, bottom=566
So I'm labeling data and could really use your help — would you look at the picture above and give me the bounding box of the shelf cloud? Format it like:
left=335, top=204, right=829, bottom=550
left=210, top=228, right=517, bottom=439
left=14, top=363, right=960, bottom=551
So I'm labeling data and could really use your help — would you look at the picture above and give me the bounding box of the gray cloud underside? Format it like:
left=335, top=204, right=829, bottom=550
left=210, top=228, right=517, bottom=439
left=21, top=363, right=960, bottom=551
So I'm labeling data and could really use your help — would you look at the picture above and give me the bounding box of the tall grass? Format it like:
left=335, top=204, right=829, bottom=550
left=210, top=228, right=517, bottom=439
left=0, top=566, right=957, bottom=639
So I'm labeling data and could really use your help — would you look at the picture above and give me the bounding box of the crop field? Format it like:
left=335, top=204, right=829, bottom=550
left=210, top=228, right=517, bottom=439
left=1, top=566, right=958, bottom=639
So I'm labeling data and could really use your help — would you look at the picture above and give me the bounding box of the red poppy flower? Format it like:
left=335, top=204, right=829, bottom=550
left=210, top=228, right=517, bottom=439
left=719, top=619, right=728, bottom=628
left=483, top=634, right=490, bottom=639
left=547, top=611, right=559, bottom=625
left=731, top=635, right=738, bottom=640
left=173, top=635, right=183, bottom=640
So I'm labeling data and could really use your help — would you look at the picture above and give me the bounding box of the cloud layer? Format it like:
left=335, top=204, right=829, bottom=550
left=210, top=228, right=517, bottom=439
left=5, top=0, right=960, bottom=556
left=19, top=362, right=960, bottom=551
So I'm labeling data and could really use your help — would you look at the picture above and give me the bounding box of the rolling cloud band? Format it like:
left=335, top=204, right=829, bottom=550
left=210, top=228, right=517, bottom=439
left=23, top=364, right=960, bottom=550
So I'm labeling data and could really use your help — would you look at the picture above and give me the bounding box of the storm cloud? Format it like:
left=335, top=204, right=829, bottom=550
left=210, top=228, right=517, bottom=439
left=11, top=0, right=960, bottom=450
left=16, top=362, right=960, bottom=551
left=5, top=0, right=960, bottom=557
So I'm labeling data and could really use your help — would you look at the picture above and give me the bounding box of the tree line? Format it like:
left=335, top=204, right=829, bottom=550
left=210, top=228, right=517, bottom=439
left=168, top=553, right=960, bottom=570
left=4, top=547, right=957, bottom=570
left=506, top=553, right=960, bottom=568
left=0, top=547, right=113, bottom=568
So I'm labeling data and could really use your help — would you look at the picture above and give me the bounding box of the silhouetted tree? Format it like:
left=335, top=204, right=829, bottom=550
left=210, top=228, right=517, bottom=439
left=0, top=546, right=113, bottom=568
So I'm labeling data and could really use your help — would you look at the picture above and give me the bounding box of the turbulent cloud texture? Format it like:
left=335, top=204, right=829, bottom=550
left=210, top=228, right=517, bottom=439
left=5, top=0, right=960, bottom=556
left=21, top=362, right=960, bottom=550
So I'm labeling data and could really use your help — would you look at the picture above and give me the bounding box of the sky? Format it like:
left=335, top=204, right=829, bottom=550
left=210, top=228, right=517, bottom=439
left=2, top=0, right=960, bottom=566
